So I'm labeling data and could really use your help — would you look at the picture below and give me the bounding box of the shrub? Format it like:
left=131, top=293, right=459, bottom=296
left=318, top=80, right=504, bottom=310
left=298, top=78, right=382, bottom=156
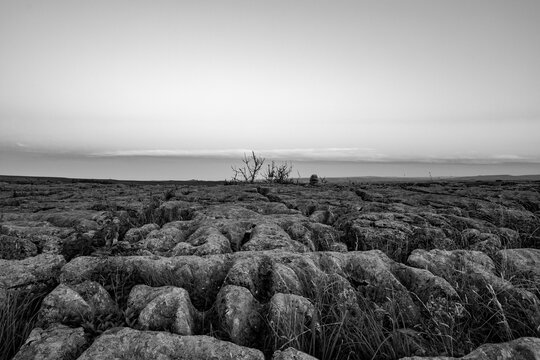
left=309, top=174, right=319, bottom=186
left=264, top=161, right=294, bottom=184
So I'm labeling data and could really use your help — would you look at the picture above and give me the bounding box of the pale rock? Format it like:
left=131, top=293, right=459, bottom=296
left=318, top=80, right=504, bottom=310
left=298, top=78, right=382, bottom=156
left=12, top=324, right=87, bottom=360
left=215, top=285, right=262, bottom=346
left=76, top=328, right=265, bottom=360
left=272, top=347, right=318, bottom=360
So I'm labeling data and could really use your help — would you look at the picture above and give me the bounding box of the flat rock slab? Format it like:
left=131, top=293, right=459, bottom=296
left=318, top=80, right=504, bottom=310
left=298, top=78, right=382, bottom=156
left=76, top=327, right=265, bottom=360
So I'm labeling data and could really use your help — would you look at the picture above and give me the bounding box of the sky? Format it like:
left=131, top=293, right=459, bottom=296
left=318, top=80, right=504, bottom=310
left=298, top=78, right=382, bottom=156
left=1, top=0, right=540, bottom=180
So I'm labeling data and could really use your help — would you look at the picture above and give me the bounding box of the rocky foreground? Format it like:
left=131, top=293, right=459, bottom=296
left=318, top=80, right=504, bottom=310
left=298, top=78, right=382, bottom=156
left=1, top=177, right=539, bottom=360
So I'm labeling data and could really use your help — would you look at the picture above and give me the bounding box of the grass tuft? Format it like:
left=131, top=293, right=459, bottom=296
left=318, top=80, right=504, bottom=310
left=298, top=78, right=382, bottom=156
left=0, top=289, right=49, bottom=360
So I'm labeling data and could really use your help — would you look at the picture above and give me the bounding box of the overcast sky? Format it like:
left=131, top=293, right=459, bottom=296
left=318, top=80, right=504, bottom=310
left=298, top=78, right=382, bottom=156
left=1, top=0, right=539, bottom=179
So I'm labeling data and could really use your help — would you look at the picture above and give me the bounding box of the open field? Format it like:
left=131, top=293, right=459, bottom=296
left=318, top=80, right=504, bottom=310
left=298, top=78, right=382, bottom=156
left=1, top=177, right=539, bottom=359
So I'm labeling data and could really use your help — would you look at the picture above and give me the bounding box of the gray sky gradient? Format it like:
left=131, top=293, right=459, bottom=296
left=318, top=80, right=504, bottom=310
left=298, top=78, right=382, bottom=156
left=1, top=0, right=540, bottom=179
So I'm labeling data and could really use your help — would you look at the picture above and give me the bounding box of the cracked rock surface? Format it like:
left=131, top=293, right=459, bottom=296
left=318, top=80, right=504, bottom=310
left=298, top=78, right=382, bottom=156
left=1, top=178, right=539, bottom=359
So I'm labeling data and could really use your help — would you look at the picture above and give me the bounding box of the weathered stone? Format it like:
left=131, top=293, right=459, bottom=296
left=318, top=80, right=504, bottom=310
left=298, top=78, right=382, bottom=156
left=242, top=222, right=309, bottom=252
left=70, top=280, right=118, bottom=315
left=12, top=324, right=87, bottom=360
left=283, top=222, right=315, bottom=251
left=172, top=226, right=231, bottom=256
left=208, top=219, right=255, bottom=251
left=271, top=263, right=304, bottom=296
left=272, top=347, right=318, bottom=360
left=156, top=200, right=194, bottom=223
left=195, top=204, right=261, bottom=221
left=60, top=256, right=230, bottom=309
left=38, top=280, right=117, bottom=327
left=400, top=336, right=540, bottom=360
left=346, top=250, right=420, bottom=325
left=268, top=293, right=315, bottom=342
left=392, top=263, right=458, bottom=302
left=224, top=256, right=264, bottom=298
left=216, top=285, right=262, bottom=346
left=408, top=249, right=509, bottom=292
left=127, top=284, right=174, bottom=314
left=34, top=210, right=102, bottom=229
left=0, top=234, right=38, bottom=259
left=141, top=227, right=185, bottom=253
left=495, top=248, right=540, bottom=280
left=309, top=223, right=341, bottom=251
left=38, top=284, right=93, bottom=326
left=408, top=248, right=540, bottom=331
left=127, top=285, right=200, bottom=335
left=124, top=223, right=159, bottom=243
left=76, top=327, right=265, bottom=360
left=0, top=254, right=65, bottom=295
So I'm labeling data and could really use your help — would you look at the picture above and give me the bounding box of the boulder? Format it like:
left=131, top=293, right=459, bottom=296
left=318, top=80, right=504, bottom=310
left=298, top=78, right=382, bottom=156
left=76, top=327, right=265, bottom=360
left=215, top=285, right=262, bottom=346
left=127, top=285, right=199, bottom=335
left=70, top=280, right=118, bottom=315
left=38, top=281, right=117, bottom=326
left=12, top=324, right=87, bottom=360
left=38, top=284, right=93, bottom=326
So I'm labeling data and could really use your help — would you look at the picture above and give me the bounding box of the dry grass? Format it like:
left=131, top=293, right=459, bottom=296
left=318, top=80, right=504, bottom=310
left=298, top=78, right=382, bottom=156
left=0, top=289, right=48, bottom=360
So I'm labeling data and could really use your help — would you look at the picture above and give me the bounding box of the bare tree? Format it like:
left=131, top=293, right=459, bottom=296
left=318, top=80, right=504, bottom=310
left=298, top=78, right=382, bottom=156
left=231, top=151, right=266, bottom=183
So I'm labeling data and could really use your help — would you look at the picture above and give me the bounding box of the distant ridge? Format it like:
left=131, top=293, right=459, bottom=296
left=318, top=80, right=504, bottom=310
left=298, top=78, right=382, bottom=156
left=324, top=174, right=540, bottom=184
left=0, top=175, right=223, bottom=186
left=1, top=174, right=539, bottom=185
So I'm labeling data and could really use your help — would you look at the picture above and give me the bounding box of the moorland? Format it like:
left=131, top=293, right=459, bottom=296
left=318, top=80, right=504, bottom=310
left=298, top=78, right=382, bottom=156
left=1, top=175, right=539, bottom=359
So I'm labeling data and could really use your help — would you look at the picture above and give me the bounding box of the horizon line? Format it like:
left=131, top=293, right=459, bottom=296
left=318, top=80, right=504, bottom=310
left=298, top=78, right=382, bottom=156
left=5, top=145, right=540, bottom=165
